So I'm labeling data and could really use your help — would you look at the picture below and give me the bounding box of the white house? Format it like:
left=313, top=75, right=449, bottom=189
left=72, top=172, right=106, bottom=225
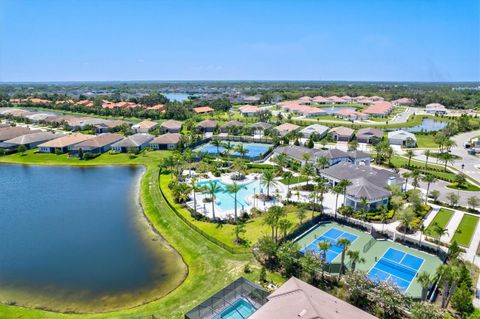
left=300, top=124, right=329, bottom=139
left=388, top=130, right=417, bottom=147
left=425, top=103, right=448, bottom=115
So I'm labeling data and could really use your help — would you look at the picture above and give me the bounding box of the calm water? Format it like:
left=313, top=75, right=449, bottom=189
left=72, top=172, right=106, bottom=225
left=163, top=92, right=190, bottom=101
left=0, top=165, right=185, bottom=312
left=404, top=119, right=448, bottom=132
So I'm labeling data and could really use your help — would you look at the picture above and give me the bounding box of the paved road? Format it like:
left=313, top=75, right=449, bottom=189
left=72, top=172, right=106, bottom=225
left=389, top=107, right=420, bottom=124
left=450, top=130, right=480, bottom=183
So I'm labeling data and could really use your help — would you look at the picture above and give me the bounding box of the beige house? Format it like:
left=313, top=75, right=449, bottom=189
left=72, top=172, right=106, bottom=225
left=132, top=120, right=159, bottom=133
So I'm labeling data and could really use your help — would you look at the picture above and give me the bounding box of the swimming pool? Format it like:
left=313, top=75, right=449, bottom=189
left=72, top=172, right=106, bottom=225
left=194, top=141, right=271, bottom=159
left=197, top=179, right=263, bottom=212
left=211, top=298, right=256, bottom=319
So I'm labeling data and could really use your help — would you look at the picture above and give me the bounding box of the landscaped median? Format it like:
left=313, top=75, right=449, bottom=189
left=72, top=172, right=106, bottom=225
left=0, top=151, right=255, bottom=319
left=425, top=208, right=454, bottom=238
left=452, top=214, right=480, bottom=248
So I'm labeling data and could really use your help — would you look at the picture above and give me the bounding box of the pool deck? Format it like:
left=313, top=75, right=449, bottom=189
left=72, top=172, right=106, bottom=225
left=295, top=222, right=443, bottom=299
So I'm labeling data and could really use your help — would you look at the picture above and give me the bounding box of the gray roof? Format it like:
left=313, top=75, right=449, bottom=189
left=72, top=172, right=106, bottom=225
left=321, top=162, right=401, bottom=187
left=388, top=130, right=416, bottom=140
left=347, top=150, right=371, bottom=159
left=357, top=127, right=383, bottom=139
left=273, top=145, right=318, bottom=162
left=274, top=145, right=370, bottom=162
left=221, top=120, right=243, bottom=128
left=5, top=131, right=63, bottom=145
left=0, top=127, right=38, bottom=142
left=111, top=133, right=154, bottom=148
left=160, top=119, right=182, bottom=130
left=347, top=177, right=391, bottom=200
left=300, top=124, right=329, bottom=135
left=70, top=133, right=124, bottom=149
left=197, top=119, right=217, bottom=128
left=250, top=277, right=376, bottom=319
left=251, top=122, right=273, bottom=130
left=150, top=133, right=180, bottom=145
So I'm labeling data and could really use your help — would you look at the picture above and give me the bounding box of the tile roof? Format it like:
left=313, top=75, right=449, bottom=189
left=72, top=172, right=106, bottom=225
left=193, top=106, right=214, bottom=113
left=197, top=119, right=218, bottom=128
left=133, top=120, right=159, bottom=130
left=0, top=127, right=38, bottom=141
left=38, top=133, right=93, bottom=148
left=150, top=133, right=181, bottom=144
left=160, top=119, right=182, bottom=129
left=5, top=131, right=63, bottom=145
left=357, top=127, right=384, bottom=139
left=329, top=126, right=354, bottom=136
left=111, top=133, right=154, bottom=148
left=251, top=122, right=273, bottom=130
left=71, top=133, right=123, bottom=149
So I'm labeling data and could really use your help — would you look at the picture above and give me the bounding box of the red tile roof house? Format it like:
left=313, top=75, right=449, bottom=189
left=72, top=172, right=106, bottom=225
left=239, top=105, right=260, bottom=117
left=392, top=97, right=416, bottom=106
left=329, top=126, right=355, bottom=141
left=193, top=106, right=214, bottom=114
left=297, top=96, right=312, bottom=104
left=335, top=109, right=369, bottom=121
left=160, top=119, right=182, bottom=133
left=278, top=101, right=326, bottom=117
left=311, top=96, right=330, bottom=104
left=273, top=123, right=300, bottom=137
left=362, top=101, right=393, bottom=118
left=132, top=120, right=159, bottom=133
left=149, top=133, right=181, bottom=150
left=328, top=96, right=347, bottom=104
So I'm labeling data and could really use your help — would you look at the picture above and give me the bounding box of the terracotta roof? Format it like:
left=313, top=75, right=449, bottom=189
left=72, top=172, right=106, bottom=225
left=193, top=106, right=214, bottom=113
left=147, top=104, right=165, bottom=111
left=274, top=123, right=300, bottom=136
left=239, top=105, right=260, bottom=113
left=38, top=133, right=93, bottom=148
left=133, top=120, right=159, bottom=130
left=329, top=126, right=354, bottom=136
left=363, top=101, right=392, bottom=115
left=71, top=133, right=123, bottom=149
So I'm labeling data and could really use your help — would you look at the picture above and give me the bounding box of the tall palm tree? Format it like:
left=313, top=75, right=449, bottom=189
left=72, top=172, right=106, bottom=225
left=235, top=144, right=249, bottom=159
left=316, top=178, right=328, bottom=216
left=274, top=153, right=288, bottom=167
left=417, top=272, right=432, bottom=301
left=422, top=174, right=437, bottom=204
left=316, top=156, right=329, bottom=169
left=379, top=205, right=389, bottom=232
left=261, top=170, right=277, bottom=198
left=406, top=149, right=415, bottom=167
left=332, top=184, right=344, bottom=219
left=211, top=138, right=222, bottom=155
left=359, top=196, right=369, bottom=221
left=263, top=206, right=285, bottom=241
left=337, top=238, right=351, bottom=278
left=346, top=250, right=365, bottom=272
left=225, top=182, right=246, bottom=222
left=411, top=170, right=421, bottom=189
left=423, top=149, right=431, bottom=169
left=339, top=179, right=352, bottom=207
left=282, top=171, right=293, bottom=194
left=402, top=172, right=411, bottom=191
left=222, top=141, right=234, bottom=166
left=317, top=240, right=332, bottom=279
left=278, top=219, right=293, bottom=239
left=204, top=180, right=221, bottom=220
left=301, top=163, right=315, bottom=187
left=190, top=176, right=199, bottom=214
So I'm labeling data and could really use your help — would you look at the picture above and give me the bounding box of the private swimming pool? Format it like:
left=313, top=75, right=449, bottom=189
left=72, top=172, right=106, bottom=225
left=193, top=141, right=271, bottom=159
left=211, top=298, right=256, bottom=319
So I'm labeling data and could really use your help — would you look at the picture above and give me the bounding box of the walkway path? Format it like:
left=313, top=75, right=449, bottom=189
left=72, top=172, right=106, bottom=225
left=442, top=210, right=463, bottom=243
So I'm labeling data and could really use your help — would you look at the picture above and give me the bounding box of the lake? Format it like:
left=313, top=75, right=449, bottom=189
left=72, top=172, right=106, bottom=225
left=0, top=165, right=186, bottom=313
left=323, top=106, right=356, bottom=114
left=163, top=92, right=190, bottom=101
left=403, top=118, right=448, bottom=132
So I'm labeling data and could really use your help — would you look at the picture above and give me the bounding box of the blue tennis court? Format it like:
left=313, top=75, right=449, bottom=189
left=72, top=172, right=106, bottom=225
left=300, top=227, right=358, bottom=263
left=368, top=248, right=424, bottom=293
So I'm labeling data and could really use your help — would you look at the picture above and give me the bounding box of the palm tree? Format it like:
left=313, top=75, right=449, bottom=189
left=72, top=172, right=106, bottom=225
left=339, top=179, right=352, bottom=207
left=417, top=272, right=432, bottom=301
left=316, top=156, right=329, bottom=169
left=411, top=170, right=421, bottom=189
left=406, top=149, right=415, bottom=167
left=418, top=224, right=427, bottom=246
left=190, top=176, right=199, bottom=214
left=379, top=205, right=389, bottom=232
left=204, top=180, right=221, bottom=220
left=316, top=178, right=328, bottom=216
left=438, top=152, right=454, bottom=172
left=282, top=171, right=293, bottom=194
left=422, top=174, right=437, bottom=204
left=222, top=141, right=234, bottom=166
left=261, top=170, right=277, bottom=199
left=278, top=219, right=293, bottom=240
left=233, top=222, right=246, bottom=243
left=211, top=138, right=222, bottom=155
left=332, top=184, right=344, bottom=219
left=301, top=163, right=315, bottom=187
left=235, top=144, right=249, bottom=159
left=423, top=149, right=431, bottom=169
left=402, top=172, right=411, bottom=191
left=263, top=206, right=285, bottom=241
left=317, top=240, right=332, bottom=279
left=359, top=196, right=369, bottom=221
left=274, top=153, right=288, bottom=167
left=346, top=250, right=365, bottom=272
left=302, top=152, right=311, bottom=164
left=225, top=182, right=246, bottom=222
left=337, top=238, right=351, bottom=278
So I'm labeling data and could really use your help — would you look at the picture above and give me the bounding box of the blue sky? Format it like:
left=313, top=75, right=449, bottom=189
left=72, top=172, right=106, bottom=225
left=0, top=0, right=478, bottom=82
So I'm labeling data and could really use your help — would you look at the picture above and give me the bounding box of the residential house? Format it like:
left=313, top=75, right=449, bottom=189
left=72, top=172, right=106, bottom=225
left=329, top=126, right=354, bottom=141
left=250, top=122, right=272, bottom=136
left=193, top=106, right=214, bottom=114
left=297, top=96, right=312, bottom=104
left=239, top=105, right=260, bottom=117
left=273, top=123, right=300, bottom=137
left=312, top=96, right=330, bottom=104
left=38, top=133, right=93, bottom=153
left=335, top=109, right=369, bottom=120
left=362, top=101, right=393, bottom=117
left=300, top=124, right=329, bottom=139
left=426, top=103, right=448, bottom=114
left=392, top=98, right=416, bottom=106
left=160, top=119, right=182, bottom=133
left=356, top=128, right=384, bottom=144
left=220, top=120, right=243, bottom=134
left=320, top=162, right=402, bottom=211
left=111, top=133, right=154, bottom=153
left=5, top=131, right=63, bottom=149
left=250, top=277, right=376, bottom=319
left=388, top=130, right=417, bottom=147
left=92, top=120, right=126, bottom=133
left=69, top=133, right=124, bottom=155
left=0, top=126, right=38, bottom=142
left=196, top=119, right=218, bottom=133
left=149, top=133, right=181, bottom=150
left=132, top=120, right=159, bottom=133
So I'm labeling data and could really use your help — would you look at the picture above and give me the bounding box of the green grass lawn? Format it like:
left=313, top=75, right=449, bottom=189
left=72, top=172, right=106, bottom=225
left=425, top=208, right=454, bottom=238
left=447, top=182, right=480, bottom=192
left=451, top=214, right=480, bottom=247
left=0, top=150, right=273, bottom=319
left=415, top=135, right=439, bottom=148
left=161, top=174, right=303, bottom=252
left=389, top=155, right=457, bottom=181
left=279, top=175, right=309, bottom=185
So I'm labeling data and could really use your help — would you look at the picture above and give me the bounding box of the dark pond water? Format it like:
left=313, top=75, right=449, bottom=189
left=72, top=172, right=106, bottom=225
left=0, top=165, right=185, bottom=313
left=403, top=119, right=448, bottom=132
